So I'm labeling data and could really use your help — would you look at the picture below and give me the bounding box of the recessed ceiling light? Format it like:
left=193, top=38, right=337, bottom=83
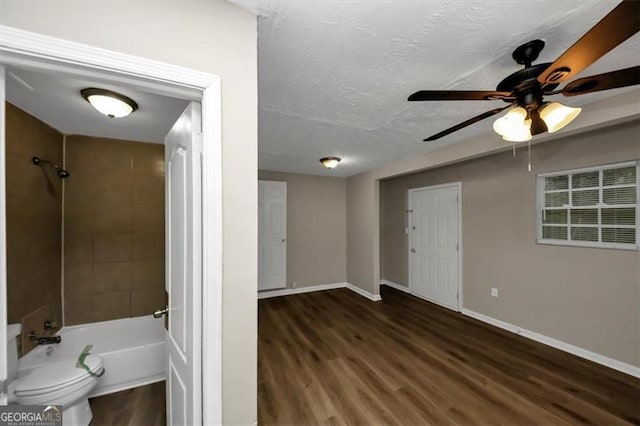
left=81, top=88, right=138, bottom=118
left=319, top=157, right=341, bottom=169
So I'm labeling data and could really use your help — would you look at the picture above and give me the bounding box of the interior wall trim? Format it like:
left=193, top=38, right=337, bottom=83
left=258, top=282, right=382, bottom=302
left=380, top=279, right=411, bottom=293
left=462, top=308, right=640, bottom=379
left=345, top=283, right=382, bottom=301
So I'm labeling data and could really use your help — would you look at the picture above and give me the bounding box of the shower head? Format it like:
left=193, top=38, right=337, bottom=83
left=32, top=156, right=71, bottom=179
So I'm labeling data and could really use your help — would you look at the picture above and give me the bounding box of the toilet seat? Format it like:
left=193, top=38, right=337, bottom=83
left=14, top=355, right=104, bottom=398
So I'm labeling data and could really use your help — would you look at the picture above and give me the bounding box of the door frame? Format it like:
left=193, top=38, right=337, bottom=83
left=0, top=25, right=223, bottom=422
left=407, top=181, right=463, bottom=312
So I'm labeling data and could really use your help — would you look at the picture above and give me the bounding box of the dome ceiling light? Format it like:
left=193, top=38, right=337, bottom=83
left=81, top=88, right=138, bottom=118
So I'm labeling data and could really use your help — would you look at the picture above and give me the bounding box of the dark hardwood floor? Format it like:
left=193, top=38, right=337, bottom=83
left=258, top=286, right=640, bottom=425
left=89, top=381, right=165, bottom=425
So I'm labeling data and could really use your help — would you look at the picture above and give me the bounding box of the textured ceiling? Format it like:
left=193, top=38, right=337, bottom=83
left=244, top=0, right=640, bottom=177
left=6, top=67, right=188, bottom=144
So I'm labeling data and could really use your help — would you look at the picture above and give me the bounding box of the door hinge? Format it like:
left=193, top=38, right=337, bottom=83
left=456, top=243, right=459, bottom=251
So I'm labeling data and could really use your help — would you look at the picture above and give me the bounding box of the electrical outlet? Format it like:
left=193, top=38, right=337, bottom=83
left=491, top=288, right=499, bottom=298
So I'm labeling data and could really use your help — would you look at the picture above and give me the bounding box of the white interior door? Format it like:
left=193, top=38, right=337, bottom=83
left=164, top=102, right=202, bottom=425
left=258, top=180, right=287, bottom=291
left=408, top=184, right=460, bottom=311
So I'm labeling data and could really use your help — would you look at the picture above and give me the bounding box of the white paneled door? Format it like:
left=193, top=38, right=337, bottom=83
left=258, top=180, right=287, bottom=291
left=408, top=183, right=461, bottom=311
left=164, top=102, right=202, bottom=425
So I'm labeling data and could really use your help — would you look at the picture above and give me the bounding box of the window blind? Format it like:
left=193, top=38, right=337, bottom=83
left=538, top=163, right=638, bottom=249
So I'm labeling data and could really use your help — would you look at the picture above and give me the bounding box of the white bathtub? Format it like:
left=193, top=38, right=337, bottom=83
left=18, top=315, right=166, bottom=397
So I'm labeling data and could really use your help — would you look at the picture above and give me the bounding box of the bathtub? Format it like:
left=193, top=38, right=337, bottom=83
left=18, top=315, right=166, bottom=398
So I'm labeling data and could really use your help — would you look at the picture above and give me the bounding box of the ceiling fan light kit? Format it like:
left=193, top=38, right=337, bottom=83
left=538, top=102, right=582, bottom=133
left=493, top=107, right=532, bottom=142
left=407, top=0, right=640, bottom=147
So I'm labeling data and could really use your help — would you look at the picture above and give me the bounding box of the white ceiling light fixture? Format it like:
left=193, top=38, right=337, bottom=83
left=493, top=102, right=581, bottom=142
left=81, top=88, right=138, bottom=118
left=539, top=102, right=582, bottom=133
left=493, top=106, right=532, bottom=142
left=319, top=156, right=341, bottom=169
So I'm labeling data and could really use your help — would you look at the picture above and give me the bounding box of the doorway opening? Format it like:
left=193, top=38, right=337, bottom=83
left=0, top=26, right=222, bottom=424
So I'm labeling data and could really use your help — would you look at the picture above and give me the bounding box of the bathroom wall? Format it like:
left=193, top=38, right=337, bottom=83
left=5, top=103, right=63, bottom=326
left=63, top=135, right=165, bottom=325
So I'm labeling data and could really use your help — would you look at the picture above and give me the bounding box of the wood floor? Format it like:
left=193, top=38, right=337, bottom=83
left=258, top=286, right=640, bottom=425
left=89, top=381, right=165, bottom=425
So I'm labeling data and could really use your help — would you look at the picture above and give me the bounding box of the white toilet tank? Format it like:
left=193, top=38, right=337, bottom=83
left=7, top=323, right=22, bottom=382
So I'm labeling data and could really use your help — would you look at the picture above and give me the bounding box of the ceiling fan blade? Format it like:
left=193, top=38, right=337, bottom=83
left=537, top=0, right=640, bottom=86
left=423, top=106, right=512, bottom=141
left=561, top=66, right=640, bottom=96
left=408, top=90, right=512, bottom=101
left=529, top=110, right=548, bottom=136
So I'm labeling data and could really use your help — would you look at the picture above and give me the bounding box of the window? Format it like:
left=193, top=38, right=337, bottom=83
left=537, top=161, right=639, bottom=250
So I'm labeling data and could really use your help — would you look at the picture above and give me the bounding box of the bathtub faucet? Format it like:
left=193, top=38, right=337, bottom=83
left=29, top=331, right=62, bottom=345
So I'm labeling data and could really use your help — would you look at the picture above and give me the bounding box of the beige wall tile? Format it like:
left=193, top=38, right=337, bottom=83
left=64, top=168, right=95, bottom=205
left=132, top=203, right=164, bottom=232
left=94, top=174, right=133, bottom=205
left=64, top=135, right=165, bottom=322
left=94, top=203, right=132, bottom=232
left=94, top=232, right=131, bottom=263
left=132, top=260, right=164, bottom=290
left=131, top=232, right=164, bottom=260
left=64, top=232, right=93, bottom=265
left=65, top=202, right=94, bottom=233
left=132, top=143, right=164, bottom=177
left=65, top=263, right=93, bottom=295
left=93, top=291, right=130, bottom=322
left=65, top=293, right=94, bottom=325
left=133, top=175, right=164, bottom=204
left=131, top=288, right=164, bottom=317
left=94, top=262, right=131, bottom=292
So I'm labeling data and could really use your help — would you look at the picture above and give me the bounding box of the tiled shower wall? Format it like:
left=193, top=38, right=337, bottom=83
left=63, top=136, right=165, bottom=325
left=5, top=103, right=63, bottom=325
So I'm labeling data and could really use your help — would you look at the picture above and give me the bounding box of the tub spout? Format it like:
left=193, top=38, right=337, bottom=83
left=29, top=331, right=62, bottom=345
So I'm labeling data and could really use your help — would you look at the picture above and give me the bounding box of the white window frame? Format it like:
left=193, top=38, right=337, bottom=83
left=536, top=160, right=640, bottom=251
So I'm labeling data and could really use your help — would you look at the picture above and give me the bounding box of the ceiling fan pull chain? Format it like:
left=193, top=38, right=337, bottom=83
left=513, top=142, right=516, bottom=157
left=528, top=139, right=532, bottom=172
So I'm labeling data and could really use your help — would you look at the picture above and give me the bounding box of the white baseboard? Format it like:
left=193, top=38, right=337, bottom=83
left=258, top=282, right=347, bottom=299
left=258, top=282, right=382, bottom=302
left=380, top=279, right=411, bottom=293
left=462, top=309, right=640, bottom=378
left=346, top=283, right=382, bottom=301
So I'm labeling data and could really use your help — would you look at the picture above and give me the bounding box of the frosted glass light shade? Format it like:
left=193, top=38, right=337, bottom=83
left=81, top=88, right=138, bottom=118
left=540, top=102, right=581, bottom=133
left=320, top=157, right=341, bottom=169
left=493, top=107, right=532, bottom=142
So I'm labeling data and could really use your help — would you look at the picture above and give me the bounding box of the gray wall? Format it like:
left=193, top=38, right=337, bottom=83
left=381, top=120, right=640, bottom=367
left=1, top=3, right=258, bottom=422
left=259, top=170, right=347, bottom=287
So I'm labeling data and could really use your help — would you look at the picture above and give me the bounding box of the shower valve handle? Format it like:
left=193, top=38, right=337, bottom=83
left=153, top=306, right=169, bottom=319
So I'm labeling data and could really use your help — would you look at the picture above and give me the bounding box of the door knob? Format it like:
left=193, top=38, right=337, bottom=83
left=153, top=306, right=169, bottom=318
left=410, top=248, right=416, bottom=253
left=281, top=238, right=286, bottom=243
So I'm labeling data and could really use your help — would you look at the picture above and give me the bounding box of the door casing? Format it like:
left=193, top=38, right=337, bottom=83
left=407, top=181, right=463, bottom=312
left=0, top=25, right=223, bottom=423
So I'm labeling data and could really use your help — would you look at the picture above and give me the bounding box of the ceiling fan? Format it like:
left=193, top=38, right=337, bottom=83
left=408, top=0, right=640, bottom=142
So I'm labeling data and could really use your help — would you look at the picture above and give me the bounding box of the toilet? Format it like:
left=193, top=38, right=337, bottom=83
left=6, top=324, right=105, bottom=426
